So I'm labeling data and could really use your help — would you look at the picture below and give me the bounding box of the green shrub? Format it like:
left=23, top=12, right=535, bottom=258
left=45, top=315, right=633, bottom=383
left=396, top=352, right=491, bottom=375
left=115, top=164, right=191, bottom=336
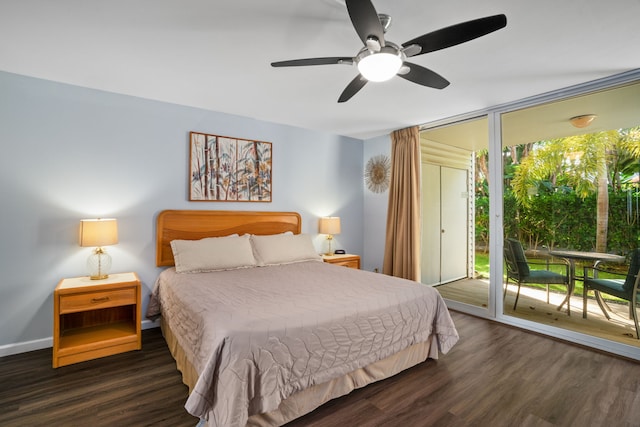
left=476, top=191, right=639, bottom=254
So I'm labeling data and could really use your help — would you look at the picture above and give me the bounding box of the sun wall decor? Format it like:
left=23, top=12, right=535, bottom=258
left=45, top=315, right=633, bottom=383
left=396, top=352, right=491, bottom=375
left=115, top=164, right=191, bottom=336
left=364, top=154, right=391, bottom=193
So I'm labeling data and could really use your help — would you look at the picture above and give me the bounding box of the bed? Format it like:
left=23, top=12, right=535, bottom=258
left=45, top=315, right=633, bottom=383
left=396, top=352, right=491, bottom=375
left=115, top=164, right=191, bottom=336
left=147, top=210, right=459, bottom=427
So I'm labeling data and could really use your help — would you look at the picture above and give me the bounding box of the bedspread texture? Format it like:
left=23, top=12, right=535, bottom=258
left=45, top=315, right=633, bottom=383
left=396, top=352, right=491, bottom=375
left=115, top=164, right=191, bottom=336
left=147, top=261, right=458, bottom=426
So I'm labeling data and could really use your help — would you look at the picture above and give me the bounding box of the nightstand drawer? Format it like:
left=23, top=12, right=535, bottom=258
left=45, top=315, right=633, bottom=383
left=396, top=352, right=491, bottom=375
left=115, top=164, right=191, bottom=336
left=332, top=259, right=360, bottom=269
left=59, top=288, right=136, bottom=314
left=322, top=254, right=361, bottom=269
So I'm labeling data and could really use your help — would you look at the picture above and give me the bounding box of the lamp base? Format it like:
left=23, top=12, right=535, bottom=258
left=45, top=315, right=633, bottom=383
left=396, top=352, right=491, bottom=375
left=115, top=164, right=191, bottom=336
left=87, top=248, right=112, bottom=280
left=325, top=235, right=335, bottom=256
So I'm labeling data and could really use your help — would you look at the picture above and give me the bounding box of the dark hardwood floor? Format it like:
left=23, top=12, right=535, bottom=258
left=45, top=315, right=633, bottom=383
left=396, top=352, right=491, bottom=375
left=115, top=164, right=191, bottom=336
left=0, top=328, right=198, bottom=427
left=2, top=311, right=639, bottom=427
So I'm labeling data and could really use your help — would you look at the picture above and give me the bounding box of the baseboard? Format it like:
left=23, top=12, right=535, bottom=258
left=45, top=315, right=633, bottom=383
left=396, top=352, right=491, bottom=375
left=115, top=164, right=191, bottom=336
left=0, top=319, right=161, bottom=358
left=142, top=318, right=161, bottom=330
left=0, top=337, right=53, bottom=358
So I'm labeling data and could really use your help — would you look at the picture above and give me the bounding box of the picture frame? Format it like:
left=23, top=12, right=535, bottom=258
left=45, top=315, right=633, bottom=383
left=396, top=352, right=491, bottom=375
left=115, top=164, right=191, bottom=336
left=189, top=131, right=272, bottom=202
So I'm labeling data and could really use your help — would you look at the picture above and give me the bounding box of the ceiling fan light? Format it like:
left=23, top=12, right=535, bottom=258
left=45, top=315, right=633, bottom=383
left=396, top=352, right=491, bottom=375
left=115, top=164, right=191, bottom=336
left=357, top=52, right=402, bottom=82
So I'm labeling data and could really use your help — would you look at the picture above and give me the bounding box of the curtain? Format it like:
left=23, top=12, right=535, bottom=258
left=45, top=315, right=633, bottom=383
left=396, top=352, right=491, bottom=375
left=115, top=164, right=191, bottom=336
left=383, top=126, right=421, bottom=281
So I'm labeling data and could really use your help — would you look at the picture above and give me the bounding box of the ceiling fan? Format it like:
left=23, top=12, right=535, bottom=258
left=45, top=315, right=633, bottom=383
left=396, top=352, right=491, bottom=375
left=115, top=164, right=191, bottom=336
left=271, top=0, right=507, bottom=103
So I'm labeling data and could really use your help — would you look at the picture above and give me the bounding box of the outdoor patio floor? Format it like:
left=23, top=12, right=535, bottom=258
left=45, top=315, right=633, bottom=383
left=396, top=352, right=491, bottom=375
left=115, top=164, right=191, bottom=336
left=436, top=278, right=640, bottom=348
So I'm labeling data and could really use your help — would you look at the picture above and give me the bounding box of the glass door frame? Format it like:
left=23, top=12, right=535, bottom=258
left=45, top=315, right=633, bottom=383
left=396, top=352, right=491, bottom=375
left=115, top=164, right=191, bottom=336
left=423, top=69, right=640, bottom=360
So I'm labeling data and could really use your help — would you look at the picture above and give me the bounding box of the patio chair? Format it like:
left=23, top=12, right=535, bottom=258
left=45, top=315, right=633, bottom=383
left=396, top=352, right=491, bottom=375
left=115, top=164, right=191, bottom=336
left=583, top=248, right=640, bottom=339
left=503, top=238, right=571, bottom=314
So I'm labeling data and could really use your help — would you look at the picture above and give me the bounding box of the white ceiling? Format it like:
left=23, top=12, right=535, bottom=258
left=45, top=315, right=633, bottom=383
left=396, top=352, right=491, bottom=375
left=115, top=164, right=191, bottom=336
left=2, top=0, right=639, bottom=140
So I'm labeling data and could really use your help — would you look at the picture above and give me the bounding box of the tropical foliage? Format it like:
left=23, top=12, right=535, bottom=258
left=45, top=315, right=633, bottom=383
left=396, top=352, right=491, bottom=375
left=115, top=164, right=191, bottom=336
left=475, top=127, right=640, bottom=254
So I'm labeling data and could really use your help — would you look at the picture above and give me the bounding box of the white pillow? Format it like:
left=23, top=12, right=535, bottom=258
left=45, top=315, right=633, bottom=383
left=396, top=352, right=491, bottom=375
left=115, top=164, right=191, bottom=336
left=170, top=234, right=257, bottom=273
left=250, top=233, right=322, bottom=266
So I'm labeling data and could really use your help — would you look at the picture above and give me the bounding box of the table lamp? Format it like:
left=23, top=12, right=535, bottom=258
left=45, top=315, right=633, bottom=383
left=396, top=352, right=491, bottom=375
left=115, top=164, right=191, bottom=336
left=319, top=216, right=341, bottom=256
left=79, top=218, right=118, bottom=280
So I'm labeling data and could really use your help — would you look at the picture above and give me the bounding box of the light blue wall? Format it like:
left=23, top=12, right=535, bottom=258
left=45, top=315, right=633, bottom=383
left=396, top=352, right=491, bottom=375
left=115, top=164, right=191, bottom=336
left=0, top=71, right=365, bottom=353
left=362, top=135, right=391, bottom=272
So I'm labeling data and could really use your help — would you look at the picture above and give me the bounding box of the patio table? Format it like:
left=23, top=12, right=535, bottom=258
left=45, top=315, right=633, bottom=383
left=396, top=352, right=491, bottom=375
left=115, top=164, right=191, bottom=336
left=548, top=250, right=625, bottom=311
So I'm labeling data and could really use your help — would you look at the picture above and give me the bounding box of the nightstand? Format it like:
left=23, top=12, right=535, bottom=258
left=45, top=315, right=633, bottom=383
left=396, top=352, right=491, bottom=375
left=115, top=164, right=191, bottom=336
left=53, top=272, right=141, bottom=368
left=322, top=254, right=361, bottom=269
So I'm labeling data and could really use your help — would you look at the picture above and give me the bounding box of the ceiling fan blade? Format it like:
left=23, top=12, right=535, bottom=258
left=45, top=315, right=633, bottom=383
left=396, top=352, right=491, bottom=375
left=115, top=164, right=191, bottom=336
left=338, top=75, right=368, bottom=103
left=345, top=0, right=385, bottom=47
left=402, top=14, right=507, bottom=57
left=271, top=57, right=353, bottom=67
left=397, top=62, right=450, bottom=89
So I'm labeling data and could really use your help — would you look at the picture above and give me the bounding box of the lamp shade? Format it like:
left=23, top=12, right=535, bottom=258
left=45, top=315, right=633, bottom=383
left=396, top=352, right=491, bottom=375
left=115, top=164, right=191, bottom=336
left=79, top=218, right=118, bottom=247
left=319, top=217, right=341, bottom=235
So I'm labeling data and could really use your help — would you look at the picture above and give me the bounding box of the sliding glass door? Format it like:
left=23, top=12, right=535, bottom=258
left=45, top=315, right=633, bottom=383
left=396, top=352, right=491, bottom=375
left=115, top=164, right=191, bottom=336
left=425, top=73, right=640, bottom=359
left=499, top=80, right=640, bottom=347
left=421, top=117, right=491, bottom=313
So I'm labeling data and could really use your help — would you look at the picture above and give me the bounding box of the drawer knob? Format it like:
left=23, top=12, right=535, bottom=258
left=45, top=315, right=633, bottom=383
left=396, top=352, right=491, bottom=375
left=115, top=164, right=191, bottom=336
left=91, top=296, right=110, bottom=303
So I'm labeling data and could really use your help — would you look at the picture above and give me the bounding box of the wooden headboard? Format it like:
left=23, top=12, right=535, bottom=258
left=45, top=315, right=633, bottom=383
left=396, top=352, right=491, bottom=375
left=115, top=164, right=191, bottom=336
left=156, top=210, right=302, bottom=266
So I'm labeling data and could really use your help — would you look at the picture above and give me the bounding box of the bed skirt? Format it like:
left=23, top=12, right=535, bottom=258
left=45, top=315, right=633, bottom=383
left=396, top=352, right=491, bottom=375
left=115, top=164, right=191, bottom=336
left=160, top=318, right=435, bottom=427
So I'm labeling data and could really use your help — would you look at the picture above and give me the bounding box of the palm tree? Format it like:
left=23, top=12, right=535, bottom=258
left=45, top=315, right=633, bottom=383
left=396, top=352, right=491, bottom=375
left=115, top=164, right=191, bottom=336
left=511, top=128, right=640, bottom=252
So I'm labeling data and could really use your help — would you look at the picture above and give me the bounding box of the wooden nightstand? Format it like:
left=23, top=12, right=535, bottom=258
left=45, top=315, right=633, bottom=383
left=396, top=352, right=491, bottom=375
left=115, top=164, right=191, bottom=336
left=53, top=272, right=141, bottom=368
left=322, top=254, right=361, bottom=269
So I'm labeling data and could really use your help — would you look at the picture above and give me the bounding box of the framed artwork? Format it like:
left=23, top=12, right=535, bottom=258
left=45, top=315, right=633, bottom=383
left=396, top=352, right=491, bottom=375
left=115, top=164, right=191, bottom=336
left=189, top=131, right=272, bottom=202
